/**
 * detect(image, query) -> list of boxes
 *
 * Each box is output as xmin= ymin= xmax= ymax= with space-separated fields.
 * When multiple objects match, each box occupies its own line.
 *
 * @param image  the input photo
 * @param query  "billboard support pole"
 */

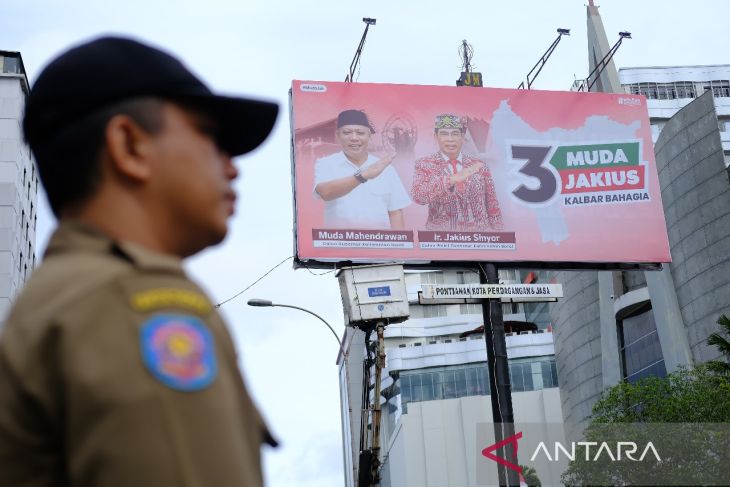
xmin=370 ymin=322 xmax=386 ymax=484
xmin=480 ymin=262 xmax=520 ymax=487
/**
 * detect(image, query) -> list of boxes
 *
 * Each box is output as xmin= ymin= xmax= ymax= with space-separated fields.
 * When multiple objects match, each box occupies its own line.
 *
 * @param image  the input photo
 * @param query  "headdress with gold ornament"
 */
xmin=434 ymin=114 xmax=466 ymax=133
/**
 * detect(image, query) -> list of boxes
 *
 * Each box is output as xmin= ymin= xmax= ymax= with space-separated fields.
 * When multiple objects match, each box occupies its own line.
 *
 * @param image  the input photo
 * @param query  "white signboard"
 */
xmin=421 ymin=283 xmax=563 ymax=300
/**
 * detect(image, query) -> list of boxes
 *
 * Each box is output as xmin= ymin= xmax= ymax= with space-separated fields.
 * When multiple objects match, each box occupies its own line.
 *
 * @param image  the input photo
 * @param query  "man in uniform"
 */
xmin=313 ymin=109 xmax=410 ymax=229
xmin=0 ymin=37 xmax=278 ymax=486
xmin=411 ymin=114 xmax=503 ymax=231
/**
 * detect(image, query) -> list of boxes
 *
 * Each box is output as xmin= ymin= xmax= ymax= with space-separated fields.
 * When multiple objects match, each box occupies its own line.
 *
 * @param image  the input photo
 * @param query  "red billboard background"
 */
xmin=290 ymin=80 xmax=671 ymax=268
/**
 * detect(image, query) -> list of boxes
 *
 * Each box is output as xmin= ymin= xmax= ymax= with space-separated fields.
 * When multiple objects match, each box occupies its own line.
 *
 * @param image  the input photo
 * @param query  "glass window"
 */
xmin=439 ymin=370 xmax=456 ymax=398
xmin=510 ymin=363 xmax=525 ymax=392
xmin=618 ymin=305 xmax=667 ymax=384
xmin=551 ymin=360 xmax=558 ymax=387
xmin=2 ymin=55 xmax=20 ymax=74
xmin=676 ymin=81 xmax=696 ymax=99
xmin=541 ymin=361 xmax=553 ymax=388
xmin=421 ymin=272 xmax=444 ymax=285
xmin=408 ymin=374 xmax=421 ymax=402
xmin=410 ymin=305 xmax=448 ymax=319
xmin=710 ymin=80 xmax=730 ymax=98
xmin=456 ymin=271 xmax=465 ymax=284
xmin=460 ymin=303 xmax=482 ymax=315
xmin=523 ymin=364 xmax=534 ymax=391
xmin=409 ymin=306 xmax=424 ymax=319
xmin=466 ymin=366 xmax=488 ymax=395
xmin=400 ymin=375 xmax=412 ymax=404
xmin=637 ymin=82 xmax=659 ymax=99
xmin=454 ymin=369 xmax=467 ymax=397
xmin=423 ymin=305 xmax=448 ymax=318
xmin=419 ymin=373 xmax=434 ymax=401
xmin=396 ymin=359 xmax=556 ymax=416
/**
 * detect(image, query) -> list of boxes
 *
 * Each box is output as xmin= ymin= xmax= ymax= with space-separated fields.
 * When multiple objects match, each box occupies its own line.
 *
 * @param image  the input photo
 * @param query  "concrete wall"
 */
xmin=655 ymin=90 xmax=730 ymax=363
xmin=338 ymin=327 xmax=366 ymax=487
xmin=0 ymin=76 xmax=38 ymax=323
xmin=548 ymin=4 xmax=626 ymax=441
xmin=381 ymin=388 xmax=563 ymax=487
xmin=548 ymin=270 xmax=602 ymax=442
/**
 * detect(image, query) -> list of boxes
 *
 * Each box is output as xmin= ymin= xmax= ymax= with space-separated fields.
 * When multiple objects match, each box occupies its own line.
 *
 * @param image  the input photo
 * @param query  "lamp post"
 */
xmin=247 ymin=298 xmax=342 ymax=349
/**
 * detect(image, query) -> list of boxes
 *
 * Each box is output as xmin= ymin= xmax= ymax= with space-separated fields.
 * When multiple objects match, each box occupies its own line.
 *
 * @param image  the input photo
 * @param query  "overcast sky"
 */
xmin=2 ymin=1 xmax=729 ymax=485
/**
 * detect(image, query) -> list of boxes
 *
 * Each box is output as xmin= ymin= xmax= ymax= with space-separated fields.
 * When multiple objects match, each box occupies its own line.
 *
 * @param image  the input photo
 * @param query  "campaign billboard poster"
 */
xmin=290 ymin=80 xmax=671 ymax=269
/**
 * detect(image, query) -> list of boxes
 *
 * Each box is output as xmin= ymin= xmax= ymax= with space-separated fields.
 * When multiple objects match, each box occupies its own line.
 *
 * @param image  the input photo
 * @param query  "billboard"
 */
xmin=290 ymin=80 xmax=671 ymax=269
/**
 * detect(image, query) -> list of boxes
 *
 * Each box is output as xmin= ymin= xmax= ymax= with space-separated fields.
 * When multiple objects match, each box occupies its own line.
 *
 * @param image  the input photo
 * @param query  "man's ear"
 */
xmin=103 ymin=114 xmax=155 ymax=182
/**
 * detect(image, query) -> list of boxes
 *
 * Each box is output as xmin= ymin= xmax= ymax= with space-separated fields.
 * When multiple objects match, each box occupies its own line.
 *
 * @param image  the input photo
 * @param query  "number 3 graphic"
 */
xmin=511 ymin=145 xmax=558 ymax=204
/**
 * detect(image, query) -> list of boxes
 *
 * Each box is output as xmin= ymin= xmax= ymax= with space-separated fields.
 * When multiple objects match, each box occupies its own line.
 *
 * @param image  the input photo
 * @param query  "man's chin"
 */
xmin=181 ymin=225 xmax=228 ymax=258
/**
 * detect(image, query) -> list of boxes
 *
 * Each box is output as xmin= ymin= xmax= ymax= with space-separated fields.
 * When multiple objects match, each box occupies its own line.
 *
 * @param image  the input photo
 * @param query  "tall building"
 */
xmin=620 ymin=64 xmax=730 ymax=155
xmin=550 ymin=4 xmax=730 ymax=442
xmin=338 ymin=270 xmax=564 ymax=487
xmin=0 ymin=51 xmax=38 ymax=324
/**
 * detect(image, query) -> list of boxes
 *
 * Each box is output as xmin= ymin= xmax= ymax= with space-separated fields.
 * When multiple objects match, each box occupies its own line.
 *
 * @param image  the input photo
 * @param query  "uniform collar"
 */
xmin=45 ymin=221 xmax=184 ymax=273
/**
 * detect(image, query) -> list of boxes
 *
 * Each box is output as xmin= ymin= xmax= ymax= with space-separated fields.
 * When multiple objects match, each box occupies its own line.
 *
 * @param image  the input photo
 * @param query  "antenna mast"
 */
xmin=458 ymin=39 xmax=474 ymax=73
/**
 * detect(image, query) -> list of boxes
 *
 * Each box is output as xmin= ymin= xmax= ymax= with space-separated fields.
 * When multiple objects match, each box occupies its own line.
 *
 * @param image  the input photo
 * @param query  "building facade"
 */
xmin=338 ymin=270 xmax=564 ymax=487
xmin=551 ymin=3 xmax=730 ymax=442
xmin=0 ymin=51 xmax=38 ymax=324
xmin=620 ymin=64 xmax=730 ymax=157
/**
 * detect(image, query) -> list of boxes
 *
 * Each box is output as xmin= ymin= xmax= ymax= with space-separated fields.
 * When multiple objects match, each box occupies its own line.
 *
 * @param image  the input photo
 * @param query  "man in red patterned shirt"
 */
xmin=411 ymin=114 xmax=503 ymax=231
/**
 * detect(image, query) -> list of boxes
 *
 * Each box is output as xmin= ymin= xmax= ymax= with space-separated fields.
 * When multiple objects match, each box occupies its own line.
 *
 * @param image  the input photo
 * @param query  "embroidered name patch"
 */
xmin=140 ymin=314 xmax=217 ymax=391
xmin=131 ymin=289 xmax=212 ymax=315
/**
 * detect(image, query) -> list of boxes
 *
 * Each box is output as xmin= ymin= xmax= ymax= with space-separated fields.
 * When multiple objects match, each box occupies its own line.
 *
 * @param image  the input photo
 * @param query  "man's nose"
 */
xmin=223 ymin=154 xmax=238 ymax=180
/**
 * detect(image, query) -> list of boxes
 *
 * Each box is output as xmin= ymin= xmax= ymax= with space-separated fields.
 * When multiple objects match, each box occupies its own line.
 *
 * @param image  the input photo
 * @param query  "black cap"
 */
xmin=23 ymin=36 xmax=278 ymax=156
xmin=337 ymin=109 xmax=375 ymax=133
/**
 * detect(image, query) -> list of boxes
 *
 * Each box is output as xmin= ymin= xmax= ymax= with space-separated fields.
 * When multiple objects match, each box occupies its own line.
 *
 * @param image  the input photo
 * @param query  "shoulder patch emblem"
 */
xmin=131 ymin=288 xmax=212 ymax=315
xmin=140 ymin=314 xmax=217 ymax=391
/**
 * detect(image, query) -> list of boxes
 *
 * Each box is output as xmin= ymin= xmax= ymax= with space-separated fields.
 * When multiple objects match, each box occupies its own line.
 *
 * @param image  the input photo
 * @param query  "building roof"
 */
xmin=0 ymin=49 xmax=30 ymax=94
xmin=620 ymin=64 xmax=730 ymax=71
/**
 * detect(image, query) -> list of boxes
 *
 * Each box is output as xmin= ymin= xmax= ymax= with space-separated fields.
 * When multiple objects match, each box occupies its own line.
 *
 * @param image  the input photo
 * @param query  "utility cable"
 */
xmin=215 ymin=255 xmax=293 ymax=308
xmin=302 ymin=261 xmax=336 ymax=276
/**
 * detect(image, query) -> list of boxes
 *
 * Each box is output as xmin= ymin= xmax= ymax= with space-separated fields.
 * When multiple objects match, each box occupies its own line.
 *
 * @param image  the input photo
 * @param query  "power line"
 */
xmin=215 ymin=255 xmax=293 ymax=308
xmin=215 ymin=256 xmax=338 ymax=308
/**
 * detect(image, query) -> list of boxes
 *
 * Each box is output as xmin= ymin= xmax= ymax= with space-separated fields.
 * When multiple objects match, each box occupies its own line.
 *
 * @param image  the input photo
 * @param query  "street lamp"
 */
xmin=247 ymin=298 xmax=342 ymax=348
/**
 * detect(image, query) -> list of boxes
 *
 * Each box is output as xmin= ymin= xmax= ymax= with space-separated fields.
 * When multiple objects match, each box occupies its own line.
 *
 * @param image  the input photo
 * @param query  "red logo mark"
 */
xmin=481 ymin=431 xmax=525 ymax=483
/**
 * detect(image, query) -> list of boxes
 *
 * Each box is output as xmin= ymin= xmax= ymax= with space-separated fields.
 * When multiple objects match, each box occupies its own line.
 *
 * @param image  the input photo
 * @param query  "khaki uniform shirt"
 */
xmin=0 ymin=222 xmax=273 ymax=487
